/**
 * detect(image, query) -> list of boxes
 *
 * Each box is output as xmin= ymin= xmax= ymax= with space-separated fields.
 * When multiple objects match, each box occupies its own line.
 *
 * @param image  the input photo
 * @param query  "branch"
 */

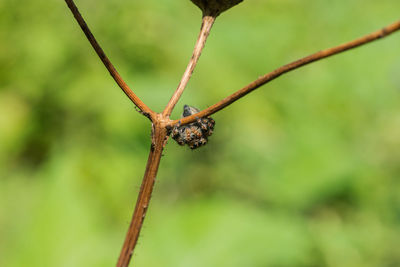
xmin=162 ymin=15 xmax=215 ymax=117
xmin=117 ymin=122 xmax=168 ymax=267
xmin=171 ymin=20 xmax=400 ymax=126
xmin=64 ymin=0 xmax=154 ymax=119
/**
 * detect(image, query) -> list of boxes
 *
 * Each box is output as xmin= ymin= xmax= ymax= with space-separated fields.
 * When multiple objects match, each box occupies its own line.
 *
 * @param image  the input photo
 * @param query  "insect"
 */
xmin=171 ymin=105 xmax=215 ymax=149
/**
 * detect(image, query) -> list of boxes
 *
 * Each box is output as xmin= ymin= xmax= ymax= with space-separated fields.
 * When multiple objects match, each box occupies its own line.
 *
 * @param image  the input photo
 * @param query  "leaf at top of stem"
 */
xmin=190 ymin=0 xmax=243 ymax=17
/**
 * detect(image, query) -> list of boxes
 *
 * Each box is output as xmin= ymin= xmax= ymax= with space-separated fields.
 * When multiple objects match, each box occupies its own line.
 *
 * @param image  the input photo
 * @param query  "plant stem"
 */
xmin=65 ymin=0 xmax=154 ymax=118
xmin=116 ymin=121 xmax=168 ymax=267
xmin=163 ymin=15 xmax=216 ymax=117
xmin=172 ymin=20 xmax=400 ymax=126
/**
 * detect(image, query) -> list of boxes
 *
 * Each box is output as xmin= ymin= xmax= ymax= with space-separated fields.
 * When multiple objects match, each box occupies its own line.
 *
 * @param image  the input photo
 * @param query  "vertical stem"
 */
xmin=116 ymin=123 xmax=168 ymax=267
xmin=163 ymin=15 xmax=216 ymax=117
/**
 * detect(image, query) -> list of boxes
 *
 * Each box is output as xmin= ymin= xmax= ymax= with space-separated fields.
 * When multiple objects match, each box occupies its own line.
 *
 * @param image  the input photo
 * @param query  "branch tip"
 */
xmin=172 ymin=20 xmax=400 ymax=126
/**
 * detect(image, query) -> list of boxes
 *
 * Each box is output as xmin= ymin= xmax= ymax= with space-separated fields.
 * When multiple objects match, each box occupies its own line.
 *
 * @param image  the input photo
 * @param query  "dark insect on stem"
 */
xmin=171 ymin=105 xmax=215 ymax=149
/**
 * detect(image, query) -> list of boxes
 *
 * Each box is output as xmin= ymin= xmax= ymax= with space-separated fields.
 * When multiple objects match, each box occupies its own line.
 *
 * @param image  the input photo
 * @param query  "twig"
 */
xmin=171 ymin=20 xmax=400 ymax=126
xmin=64 ymin=0 xmax=154 ymax=119
xmin=163 ymin=15 xmax=215 ymax=117
xmin=64 ymin=2 xmax=400 ymax=265
xmin=117 ymin=14 xmax=215 ymax=266
xmin=117 ymin=119 xmax=169 ymax=267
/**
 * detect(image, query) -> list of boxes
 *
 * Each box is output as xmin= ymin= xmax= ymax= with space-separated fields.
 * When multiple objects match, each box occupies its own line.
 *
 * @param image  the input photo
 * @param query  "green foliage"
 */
xmin=1 ymin=0 xmax=400 ymax=266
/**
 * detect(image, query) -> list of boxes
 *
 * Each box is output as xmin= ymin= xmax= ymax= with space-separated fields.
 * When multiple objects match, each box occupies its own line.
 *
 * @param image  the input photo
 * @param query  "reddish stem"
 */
xmin=163 ymin=15 xmax=215 ymax=117
xmin=65 ymin=0 xmax=154 ymax=118
xmin=116 ymin=120 xmax=168 ymax=267
xmin=172 ymin=20 xmax=400 ymax=126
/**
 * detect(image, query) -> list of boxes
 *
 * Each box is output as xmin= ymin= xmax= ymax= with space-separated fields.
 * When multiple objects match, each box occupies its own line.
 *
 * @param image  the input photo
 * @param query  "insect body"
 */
xmin=171 ymin=105 xmax=215 ymax=149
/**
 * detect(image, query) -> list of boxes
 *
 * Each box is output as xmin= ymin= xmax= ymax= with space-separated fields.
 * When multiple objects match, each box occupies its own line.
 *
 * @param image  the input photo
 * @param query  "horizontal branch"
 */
xmin=65 ymin=0 xmax=154 ymax=119
xmin=172 ymin=20 xmax=400 ymax=126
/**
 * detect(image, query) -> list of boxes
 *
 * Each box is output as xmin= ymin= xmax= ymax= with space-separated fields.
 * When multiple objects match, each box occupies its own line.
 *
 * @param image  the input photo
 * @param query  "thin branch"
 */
xmin=163 ymin=15 xmax=216 ymax=117
xmin=171 ymin=20 xmax=400 ymax=126
xmin=117 ymin=121 xmax=168 ymax=267
xmin=65 ymin=0 xmax=155 ymax=119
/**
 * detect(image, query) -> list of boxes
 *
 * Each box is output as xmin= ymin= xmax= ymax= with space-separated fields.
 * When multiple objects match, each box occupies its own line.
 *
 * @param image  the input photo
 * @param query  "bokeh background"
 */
xmin=1 ymin=0 xmax=400 ymax=266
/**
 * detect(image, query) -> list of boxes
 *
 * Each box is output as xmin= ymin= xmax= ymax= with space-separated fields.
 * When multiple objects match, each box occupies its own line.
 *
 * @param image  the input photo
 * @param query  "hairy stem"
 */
xmin=65 ymin=0 xmax=154 ymax=118
xmin=116 ymin=121 xmax=168 ymax=267
xmin=172 ymin=20 xmax=400 ymax=126
xmin=163 ymin=15 xmax=216 ymax=117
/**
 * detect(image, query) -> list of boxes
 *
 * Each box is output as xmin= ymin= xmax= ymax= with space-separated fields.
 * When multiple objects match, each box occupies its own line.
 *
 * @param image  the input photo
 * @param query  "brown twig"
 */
xmin=117 ymin=117 xmax=169 ymax=267
xmin=116 ymin=14 xmax=216 ymax=266
xmin=172 ymin=20 xmax=400 ymax=126
xmin=64 ymin=1 xmax=400 ymax=265
xmin=64 ymin=0 xmax=154 ymax=119
xmin=163 ymin=15 xmax=216 ymax=117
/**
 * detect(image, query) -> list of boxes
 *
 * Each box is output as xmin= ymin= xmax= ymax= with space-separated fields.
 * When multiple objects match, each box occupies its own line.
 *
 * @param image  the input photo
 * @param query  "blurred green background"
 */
xmin=1 ymin=0 xmax=400 ymax=266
